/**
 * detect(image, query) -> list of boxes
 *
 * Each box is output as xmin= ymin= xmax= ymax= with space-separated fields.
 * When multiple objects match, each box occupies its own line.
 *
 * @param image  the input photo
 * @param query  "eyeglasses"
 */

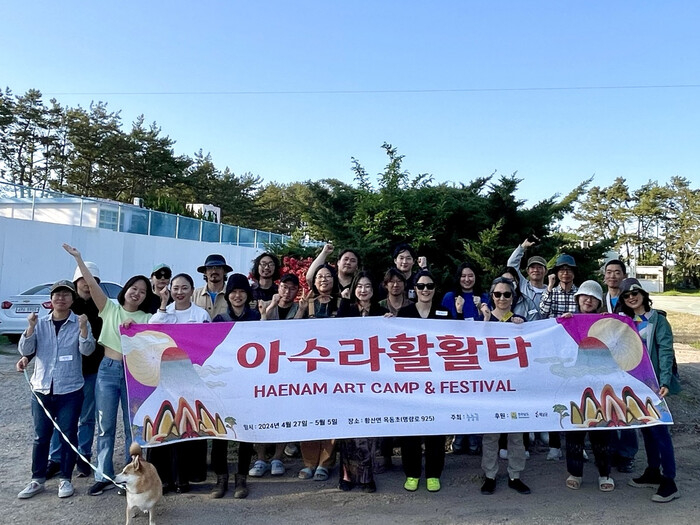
xmin=415 ymin=282 xmax=435 ymax=290
xmin=622 ymin=291 xmax=641 ymax=300
xmin=557 ymin=267 xmax=573 ymax=274
xmin=316 ymin=275 xmax=332 ymax=281
xmin=492 ymin=291 xmax=512 ymax=299
xmin=259 ymin=261 xmax=275 ymax=268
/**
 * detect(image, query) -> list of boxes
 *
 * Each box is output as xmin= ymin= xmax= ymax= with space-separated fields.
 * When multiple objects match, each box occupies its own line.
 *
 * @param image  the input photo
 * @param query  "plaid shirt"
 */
xmin=539 ymin=284 xmax=578 ymax=318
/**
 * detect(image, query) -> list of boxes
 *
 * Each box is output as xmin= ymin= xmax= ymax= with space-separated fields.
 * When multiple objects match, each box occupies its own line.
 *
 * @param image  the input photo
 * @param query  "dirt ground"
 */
xmin=1 ymin=341 xmax=699 ymax=525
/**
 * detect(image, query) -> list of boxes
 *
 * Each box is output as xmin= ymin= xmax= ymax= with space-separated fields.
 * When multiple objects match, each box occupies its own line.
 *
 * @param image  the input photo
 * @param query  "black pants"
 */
xmin=400 ymin=435 xmax=445 ymax=479
xmin=211 ymin=440 xmax=254 ymax=477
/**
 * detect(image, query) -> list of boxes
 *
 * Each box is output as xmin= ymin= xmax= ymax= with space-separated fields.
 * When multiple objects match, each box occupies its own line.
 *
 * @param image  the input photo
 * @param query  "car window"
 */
xmin=100 ymin=282 xmax=123 ymax=299
xmin=22 ymin=284 xmax=52 ymax=295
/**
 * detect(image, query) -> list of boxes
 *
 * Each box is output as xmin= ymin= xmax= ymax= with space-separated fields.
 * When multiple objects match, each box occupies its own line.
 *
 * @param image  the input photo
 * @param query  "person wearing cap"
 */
xmin=148 ymin=263 xmax=172 ymax=314
xmin=616 ymin=278 xmax=680 ymax=503
xmin=208 ymin=274 xmax=261 ymax=499
xmin=560 ymin=280 xmax=615 ymax=492
xmin=194 ymin=254 xmax=233 ymax=320
xmin=539 ymin=254 xmax=579 ymax=460
xmin=16 ymin=280 xmax=95 ymax=500
xmin=506 ymin=237 xmax=548 ymax=308
xmin=539 ymin=254 xmax=579 ymax=319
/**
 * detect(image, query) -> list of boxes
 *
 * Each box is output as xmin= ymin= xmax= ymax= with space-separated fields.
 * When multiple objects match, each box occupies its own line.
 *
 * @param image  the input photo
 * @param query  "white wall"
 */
xmin=0 ymin=216 xmax=262 ymax=298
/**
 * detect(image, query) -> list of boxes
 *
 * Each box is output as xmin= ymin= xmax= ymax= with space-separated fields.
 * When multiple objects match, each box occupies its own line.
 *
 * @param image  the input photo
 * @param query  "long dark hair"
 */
xmin=615 ymin=291 xmax=653 ymax=317
xmin=453 ymin=262 xmax=482 ymax=295
xmin=117 ymin=275 xmax=155 ymax=313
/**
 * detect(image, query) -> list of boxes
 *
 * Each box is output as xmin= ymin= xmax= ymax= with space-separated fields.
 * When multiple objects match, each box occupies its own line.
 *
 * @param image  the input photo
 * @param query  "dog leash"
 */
xmin=22 ymin=369 xmax=126 ymax=489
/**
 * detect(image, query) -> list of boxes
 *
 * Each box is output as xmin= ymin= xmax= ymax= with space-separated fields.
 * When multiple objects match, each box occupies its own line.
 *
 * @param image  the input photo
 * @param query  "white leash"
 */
xmin=23 ymin=369 xmax=125 ymax=488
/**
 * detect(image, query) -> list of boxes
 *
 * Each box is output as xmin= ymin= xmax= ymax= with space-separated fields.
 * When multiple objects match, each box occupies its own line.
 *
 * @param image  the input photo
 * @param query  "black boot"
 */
xmin=210 ymin=475 xmax=229 ymax=499
xmin=233 ymin=474 xmax=249 ymax=499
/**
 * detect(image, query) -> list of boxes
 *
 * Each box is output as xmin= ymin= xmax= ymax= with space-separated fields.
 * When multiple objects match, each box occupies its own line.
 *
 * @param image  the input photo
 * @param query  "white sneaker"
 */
xmin=58 ymin=479 xmax=75 ymax=498
xmin=499 ymin=449 xmax=508 ymax=459
xmin=284 ymin=443 xmax=299 ymax=457
xmin=525 ymin=450 xmax=530 ymax=460
xmin=547 ymin=448 xmax=563 ymax=461
xmin=18 ymin=480 xmax=45 ymax=499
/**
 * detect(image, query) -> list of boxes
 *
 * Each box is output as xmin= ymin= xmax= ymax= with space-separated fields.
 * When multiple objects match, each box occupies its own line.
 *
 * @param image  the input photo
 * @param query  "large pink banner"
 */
xmin=120 ymin=314 xmax=672 ymax=447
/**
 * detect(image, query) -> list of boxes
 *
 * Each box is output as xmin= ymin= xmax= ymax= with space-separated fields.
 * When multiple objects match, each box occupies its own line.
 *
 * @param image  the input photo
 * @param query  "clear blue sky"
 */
xmin=3 ymin=1 xmax=699 ymax=212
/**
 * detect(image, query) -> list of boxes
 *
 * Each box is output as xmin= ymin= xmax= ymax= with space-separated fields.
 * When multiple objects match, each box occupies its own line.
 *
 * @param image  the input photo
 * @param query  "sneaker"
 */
xmin=58 ymin=480 xmax=75 ymax=498
xmin=508 ymin=478 xmax=531 ymax=494
xmin=18 ymin=480 xmax=45 ymax=499
xmin=88 ymin=480 xmax=115 ymax=496
xmin=481 ymin=477 xmax=496 ymax=495
xmin=426 ymin=478 xmax=441 ymax=492
xmin=404 ymin=477 xmax=419 ymax=491
xmin=248 ymin=460 xmax=270 ymax=477
xmin=628 ymin=467 xmax=662 ymax=489
xmin=499 ymin=449 xmax=508 ymax=459
xmin=525 ymin=450 xmax=530 ymax=460
xmin=546 ymin=448 xmax=562 ymax=461
xmin=284 ymin=443 xmax=300 ymax=457
xmin=582 ymin=450 xmax=589 ymax=461
xmin=45 ymin=461 xmax=61 ymax=480
xmin=651 ymin=478 xmax=680 ymax=503
xmin=271 ymin=459 xmax=285 ymax=476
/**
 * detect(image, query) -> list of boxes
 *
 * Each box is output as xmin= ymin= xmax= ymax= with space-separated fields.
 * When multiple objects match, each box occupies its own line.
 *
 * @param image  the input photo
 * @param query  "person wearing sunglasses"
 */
xmin=148 ymin=263 xmax=173 ymax=314
xmin=396 ymin=271 xmax=450 ymax=493
xmin=479 ymin=277 xmax=531 ymax=496
xmin=616 ymin=278 xmax=680 ymax=503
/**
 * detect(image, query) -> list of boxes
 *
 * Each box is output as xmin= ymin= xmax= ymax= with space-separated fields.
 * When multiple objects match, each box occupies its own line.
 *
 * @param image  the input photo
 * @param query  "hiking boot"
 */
xmin=210 ymin=475 xmax=229 ymax=499
xmin=233 ymin=474 xmax=248 ymax=499
xmin=652 ymin=477 xmax=680 ymax=503
xmin=628 ymin=467 xmax=662 ymax=488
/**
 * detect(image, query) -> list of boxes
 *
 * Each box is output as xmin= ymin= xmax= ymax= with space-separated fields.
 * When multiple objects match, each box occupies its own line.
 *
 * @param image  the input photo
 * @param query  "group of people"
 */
xmin=15 ymin=239 xmax=680 ymax=504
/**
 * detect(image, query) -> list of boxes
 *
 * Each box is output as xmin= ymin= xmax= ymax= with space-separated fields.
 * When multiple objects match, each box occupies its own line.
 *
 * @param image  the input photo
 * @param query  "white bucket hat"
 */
xmin=72 ymin=261 xmax=101 ymax=283
xmin=574 ymin=280 xmax=603 ymax=303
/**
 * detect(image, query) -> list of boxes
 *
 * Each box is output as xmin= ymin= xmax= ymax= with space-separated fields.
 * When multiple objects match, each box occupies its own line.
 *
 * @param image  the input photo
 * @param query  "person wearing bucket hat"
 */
xmin=539 ymin=253 xmax=579 ymax=461
xmin=539 ymin=254 xmax=578 ymax=319
xmin=616 ymin=278 xmax=680 ymax=502
xmin=17 ymin=280 xmax=95 ymax=500
xmin=560 ymin=280 xmax=615 ymax=492
xmin=194 ymin=254 xmax=233 ymax=320
xmin=506 ymin=236 xmax=548 ymax=308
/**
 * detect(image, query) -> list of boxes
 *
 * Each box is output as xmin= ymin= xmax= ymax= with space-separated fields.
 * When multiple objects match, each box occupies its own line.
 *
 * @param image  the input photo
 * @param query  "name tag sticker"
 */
xmin=436 ymin=311 xmax=448 ymax=317
xmin=58 ymin=355 xmax=73 ymax=362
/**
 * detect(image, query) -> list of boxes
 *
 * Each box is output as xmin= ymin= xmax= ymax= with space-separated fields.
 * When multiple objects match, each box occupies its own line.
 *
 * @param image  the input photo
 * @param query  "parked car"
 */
xmin=0 ymin=281 xmax=122 ymax=343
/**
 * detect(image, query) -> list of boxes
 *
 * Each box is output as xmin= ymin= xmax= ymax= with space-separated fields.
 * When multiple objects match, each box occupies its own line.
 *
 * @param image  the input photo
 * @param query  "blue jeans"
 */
xmin=49 ymin=372 xmax=97 ymax=462
xmin=640 ymin=425 xmax=676 ymax=479
xmin=31 ymin=389 xmax=83 ymax=481
xmin=94 ymin=358 xmax=132 ymax=481
xmin=610 ymin=428 xmax=639 ymax=460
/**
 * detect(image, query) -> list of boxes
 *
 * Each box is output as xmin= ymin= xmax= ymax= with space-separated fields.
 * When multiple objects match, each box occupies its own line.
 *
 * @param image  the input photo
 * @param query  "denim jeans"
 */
xmin=31 ymin=388 xmax=83 ymax=481
xmin=49 ymin=372 xmax=97 ymax=462
xmin=640 ymin=425 xmax=676 ymax=479
xmin=610 ymin=428 xmax=639 ymax=460
xmin=94 ymin=358 xmax=132 ymax=481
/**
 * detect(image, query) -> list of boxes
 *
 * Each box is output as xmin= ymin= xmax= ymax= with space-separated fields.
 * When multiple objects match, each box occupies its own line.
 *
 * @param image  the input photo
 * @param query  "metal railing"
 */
xmin=0 ymin=182 xmax=290 ymax=248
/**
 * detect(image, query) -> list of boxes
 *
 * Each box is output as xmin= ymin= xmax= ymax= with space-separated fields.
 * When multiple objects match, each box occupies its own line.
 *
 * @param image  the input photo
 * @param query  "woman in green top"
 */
xmin=62 ymin=244 xmax=154 ymax=496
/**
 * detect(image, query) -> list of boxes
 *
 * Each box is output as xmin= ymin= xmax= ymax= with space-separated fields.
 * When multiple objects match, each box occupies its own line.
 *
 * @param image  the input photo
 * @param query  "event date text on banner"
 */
xmin=120 ymin=315 xmax=672 ymax=447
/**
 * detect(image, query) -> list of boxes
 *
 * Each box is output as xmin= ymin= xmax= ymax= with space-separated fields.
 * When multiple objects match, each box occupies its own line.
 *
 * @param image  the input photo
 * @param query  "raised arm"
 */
xmin=305 ymin=243 xmax=333 ymax=284
xmin=62 ymin=243 xmax=108 ymax=312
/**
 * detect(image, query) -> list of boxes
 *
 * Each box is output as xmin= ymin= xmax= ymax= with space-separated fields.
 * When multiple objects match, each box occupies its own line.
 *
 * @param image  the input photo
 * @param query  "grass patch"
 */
xmin=666 ymin=311 xmax=700 ymax=345
xmin=658 ymin=289 xmax=700 ymax=296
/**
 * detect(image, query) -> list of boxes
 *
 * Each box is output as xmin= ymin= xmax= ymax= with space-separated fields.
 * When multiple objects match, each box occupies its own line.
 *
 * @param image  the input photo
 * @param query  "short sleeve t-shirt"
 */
xmin=98 ymin=300 xmax=151 ymax=353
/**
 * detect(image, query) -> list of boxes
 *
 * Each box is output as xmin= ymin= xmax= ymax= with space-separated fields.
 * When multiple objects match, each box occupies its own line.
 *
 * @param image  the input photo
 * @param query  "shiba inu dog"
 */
xmin=115 ymin=442 xmax=162 ymax=525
